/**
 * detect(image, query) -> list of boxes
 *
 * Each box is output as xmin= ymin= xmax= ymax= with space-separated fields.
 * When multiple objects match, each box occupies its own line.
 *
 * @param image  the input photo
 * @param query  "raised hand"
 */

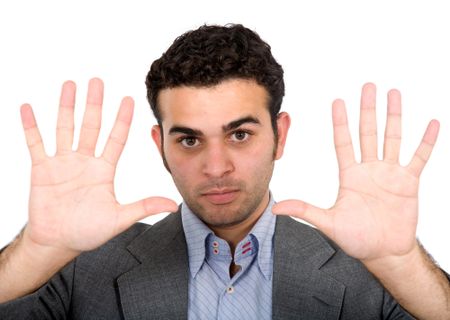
xmin=21 ymin=78 xmax=178 ymax=253
xmin=273 ymin=83 xmax=440 ymax=262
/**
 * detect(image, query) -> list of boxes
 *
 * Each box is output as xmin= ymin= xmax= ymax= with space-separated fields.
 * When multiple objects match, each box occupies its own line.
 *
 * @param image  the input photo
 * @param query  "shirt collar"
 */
xmin=181 ymin=195 xmax=277 ymax=280
xmin=250 ymin=196 xmax=276 ymax=280
xmin=181 ymin=204 xmax=212 ymax=279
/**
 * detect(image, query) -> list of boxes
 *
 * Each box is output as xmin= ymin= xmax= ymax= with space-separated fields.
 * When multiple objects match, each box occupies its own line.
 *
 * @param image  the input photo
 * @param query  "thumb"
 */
xmin=117 ymin=197 xmax=179 ymax=231
xmin=272 ymin=199 xmax=332 ymax=234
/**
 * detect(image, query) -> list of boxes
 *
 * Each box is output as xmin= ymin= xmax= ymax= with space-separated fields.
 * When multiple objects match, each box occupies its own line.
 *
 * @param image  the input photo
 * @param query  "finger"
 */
xmin=332 ymin=99 xmax=356 ymax=171
xmin=116 ymin=197 xmax=179 ymax=232
xmin=56 ymin=81 xmax=76 ymax=154
xmin=20 ymin=104 xmax=47 ymax=164
xmin=272 ymin=200 xmax=333 ymax=235
xmin=101 ymin=97 xmax=134 ymax=166
xmin=383 ymin=89 xmax=402 ymax=163
xmin=77 ymin=78 xmax=104 ymax=156
xmin=406 ymin=120 xmax=440 ymax=177
xmin=360 ymin=83 xmax=378 ymax=162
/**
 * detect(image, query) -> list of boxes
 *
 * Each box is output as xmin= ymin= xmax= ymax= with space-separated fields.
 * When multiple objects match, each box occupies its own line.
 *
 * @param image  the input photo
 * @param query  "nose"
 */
xmin=201 ymin=142 xmax=234 ymax=178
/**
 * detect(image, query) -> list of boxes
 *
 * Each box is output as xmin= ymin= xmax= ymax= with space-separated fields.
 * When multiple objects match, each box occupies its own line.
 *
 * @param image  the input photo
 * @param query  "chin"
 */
xmin=199 ymin=208 xmax=252 ymax=229
xmin=203 ymin=216 xmax=248 ymax=229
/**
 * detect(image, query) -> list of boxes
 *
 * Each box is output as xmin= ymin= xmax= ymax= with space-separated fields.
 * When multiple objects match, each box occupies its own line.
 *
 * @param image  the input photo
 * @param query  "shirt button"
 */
xmin=213 ymin=248 xmax=219 ymax=255
xmin=212 ymin=241 xmax=219 ymax=248
xmin=227 ymin=286 xmax=234 ymax=294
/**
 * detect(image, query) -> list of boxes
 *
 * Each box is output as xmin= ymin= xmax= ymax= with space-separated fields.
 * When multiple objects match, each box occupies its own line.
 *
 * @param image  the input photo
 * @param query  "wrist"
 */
xmin=361 ymin=241 xmax=450 ymax=319
xmin=0 ymin=228 xmax=80 ymax=303
xmin=361 ymin=241 xmax=422 ymax=279
xmin=21 ymin=227 xmax=80 ymax=270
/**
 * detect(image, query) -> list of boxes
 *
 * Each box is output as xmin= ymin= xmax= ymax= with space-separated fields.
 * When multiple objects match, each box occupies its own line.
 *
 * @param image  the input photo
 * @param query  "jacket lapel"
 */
xmin=116 ymin=211 xmax=346 ymax=319
xmin=117 ymin=213 xmax=189 ymax=320
xmin=272 ymin=216 xmax=345 ymax=320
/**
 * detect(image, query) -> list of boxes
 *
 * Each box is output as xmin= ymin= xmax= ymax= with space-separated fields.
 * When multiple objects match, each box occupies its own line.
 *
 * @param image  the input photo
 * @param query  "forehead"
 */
xmin=158 ymin=79 xmax=270 ymax=129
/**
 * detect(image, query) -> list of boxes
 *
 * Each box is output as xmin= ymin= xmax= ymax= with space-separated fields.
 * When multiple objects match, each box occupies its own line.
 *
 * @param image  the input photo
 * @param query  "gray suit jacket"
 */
xmin=0 ymin=213 xmax=415 ymax=319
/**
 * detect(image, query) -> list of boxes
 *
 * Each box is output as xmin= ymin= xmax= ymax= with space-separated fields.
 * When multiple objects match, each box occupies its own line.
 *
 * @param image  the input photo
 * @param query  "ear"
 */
xmin=151 ymin=125 xmax=163 ymax=156
xmin=274 ymin=112 xmax=291 ymax=160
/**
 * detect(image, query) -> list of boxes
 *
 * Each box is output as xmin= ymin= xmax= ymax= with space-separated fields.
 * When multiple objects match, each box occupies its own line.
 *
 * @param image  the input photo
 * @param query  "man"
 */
xmin=0 ymin=24 xmax=448 ymax=319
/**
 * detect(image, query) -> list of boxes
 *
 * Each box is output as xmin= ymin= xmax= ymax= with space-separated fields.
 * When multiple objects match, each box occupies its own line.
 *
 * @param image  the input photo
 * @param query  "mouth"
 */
xmin=201 ymin=189 xmax=240 ymax=205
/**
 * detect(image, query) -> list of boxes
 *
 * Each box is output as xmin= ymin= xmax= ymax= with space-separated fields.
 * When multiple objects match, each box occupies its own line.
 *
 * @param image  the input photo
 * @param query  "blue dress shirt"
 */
xmin=181 ymin=197 xmax=276 ymax=320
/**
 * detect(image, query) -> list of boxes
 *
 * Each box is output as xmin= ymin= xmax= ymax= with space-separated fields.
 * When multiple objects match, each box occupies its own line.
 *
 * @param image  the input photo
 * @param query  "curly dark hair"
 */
xmin=145 ymin=24 xmax=285 ymax=136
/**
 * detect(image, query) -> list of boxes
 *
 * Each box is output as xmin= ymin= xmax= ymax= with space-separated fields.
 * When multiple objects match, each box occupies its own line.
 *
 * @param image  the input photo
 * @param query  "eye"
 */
xmin=230 ymin=130 xmax=250 ymax=142
xmin=179 ymin=136 xmax=200 ymax=148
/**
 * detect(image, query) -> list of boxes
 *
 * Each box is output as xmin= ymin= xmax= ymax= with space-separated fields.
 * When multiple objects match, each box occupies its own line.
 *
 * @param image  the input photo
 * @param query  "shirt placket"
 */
xmin=216 ymin=236 xmax=258 ymax=320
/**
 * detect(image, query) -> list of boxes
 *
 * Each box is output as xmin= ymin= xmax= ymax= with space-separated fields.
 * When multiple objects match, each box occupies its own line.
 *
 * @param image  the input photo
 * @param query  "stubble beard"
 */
xmin=182 ymin=170 xmax=273 ymax=228
xmin=160 ymin=128 xmax=278 ymax=228
xmin=162 ymin=150 xmax=275 ymax=229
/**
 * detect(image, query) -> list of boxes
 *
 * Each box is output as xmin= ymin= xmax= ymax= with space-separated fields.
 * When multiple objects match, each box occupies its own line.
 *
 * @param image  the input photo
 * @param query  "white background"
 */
xmin=0 ymin=1 xmax=449 ymax=271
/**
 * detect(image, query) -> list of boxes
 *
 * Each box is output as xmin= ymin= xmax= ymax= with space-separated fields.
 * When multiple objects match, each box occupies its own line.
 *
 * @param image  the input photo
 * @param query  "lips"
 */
xmin=201 ymin=189 xmax=240 ymax=205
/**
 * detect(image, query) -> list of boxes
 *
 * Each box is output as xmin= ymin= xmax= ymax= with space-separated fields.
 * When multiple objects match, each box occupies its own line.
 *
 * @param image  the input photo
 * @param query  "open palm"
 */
xmin=21 ymin=79 xmax=177 ymax=253
xmin=273 ymin=83 xmax=439 ymax=262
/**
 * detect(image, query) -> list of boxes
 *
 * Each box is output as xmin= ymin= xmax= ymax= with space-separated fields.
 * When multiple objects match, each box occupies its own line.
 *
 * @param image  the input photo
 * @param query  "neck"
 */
xmin=209 ymin=191 xmax=270 ymax=255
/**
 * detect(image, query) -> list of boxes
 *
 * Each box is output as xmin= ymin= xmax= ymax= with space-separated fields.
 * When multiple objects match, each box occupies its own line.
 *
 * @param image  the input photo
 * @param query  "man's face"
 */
xmin=152 ymin=79 xmax=290 ymax=229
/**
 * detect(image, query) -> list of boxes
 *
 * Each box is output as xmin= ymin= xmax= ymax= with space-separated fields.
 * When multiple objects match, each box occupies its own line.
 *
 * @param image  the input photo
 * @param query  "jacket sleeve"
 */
xmin=382 ymin=289 xmax=416 ymax=320
xmin=0 ymin=260 xmax=75 ymax=320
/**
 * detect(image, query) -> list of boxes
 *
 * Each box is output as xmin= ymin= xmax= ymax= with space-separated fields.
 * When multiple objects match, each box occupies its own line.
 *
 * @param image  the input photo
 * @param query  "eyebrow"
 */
xmin=222 ymin=116 xmax=260 ymax=131
xmin=168 ymin=116 xmax=261 ymax=136
xmin=168 ymin=126 xmax=203 ymax=136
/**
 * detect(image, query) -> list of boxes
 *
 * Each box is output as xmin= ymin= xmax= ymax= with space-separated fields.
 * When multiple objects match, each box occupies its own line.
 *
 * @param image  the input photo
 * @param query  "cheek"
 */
xmin=234 ymin=140 xmax=275 ymax=173
xmin=163 ymin=146 xmax=201 ymax=181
